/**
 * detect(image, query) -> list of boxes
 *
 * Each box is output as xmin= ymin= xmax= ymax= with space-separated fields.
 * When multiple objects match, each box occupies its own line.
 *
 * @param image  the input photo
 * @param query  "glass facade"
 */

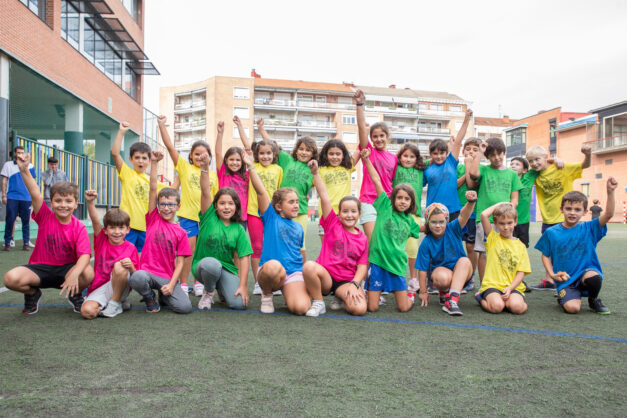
xmin=506 ymin=127 xmax=526 ymax=146
xmin=20 ymin=0 xmax=46 ymax=22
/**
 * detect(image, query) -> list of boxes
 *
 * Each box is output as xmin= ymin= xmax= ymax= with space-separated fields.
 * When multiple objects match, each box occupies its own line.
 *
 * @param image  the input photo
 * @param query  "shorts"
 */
xmin=325 ymin=278 xmax=353 ymax=296
xmin=541 ymin=223 xmax=558 ymax=234
xmin=406 ymin=215 xmax=423 ymax=258
xmin=179 ymin=217 xmax=199 ymax=238
xmin=474 ymin=222 xmax=497 ymax=253
xmin=513 ymin=223 xmax=530 ymax=248
xmin=477 ymin=287 xmax=524 ymax=302
xmin=366 ymin=264 xmax=407 ymax=292
xmin=462 ymin=216 xmax=477 ymax=244
xmin=85 ymin=276 xmax=131 ymax=308
xmin=358 ymin=202 xmax=377 ymax=225
xmin=284 ymin=271 xmax=304 ymax=285
xmin=126 ymin=228 xmax=146 ymax=252
xmin=556 ymin=276 xmax=591 ymax=306
xmin=24 ymin=263 xmax=76 ymax=289
xmin=293 ymin=214 xmax=308 ymax=251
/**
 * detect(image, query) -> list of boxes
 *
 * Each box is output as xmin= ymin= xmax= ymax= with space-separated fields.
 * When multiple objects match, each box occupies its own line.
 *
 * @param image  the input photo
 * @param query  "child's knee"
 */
xmin=173 ymin=302 xmax=193 ymax=314
xmin=487 ymin=298 xmax=505 ymax=313
xmin=302 ymin=261 xmax=317 ymax=277
xmin=3 ymin=270 xmax=20 ymax=288
xmin=80 ymin=303 xmax=99 ymax=319
xmin=112 ymin=262 xmax=129 ymax=277
xmin=562 ymin=301 xmax=580 ymax=314
xmin=347 ymin=302 xmax=367 ymax=316
xmin=509 ymin=302 xmax=528 ymax=315
xmin=288 ymin=299 xmax=310 ymax=316
xmin=260 ymin=260 xmax=284 ymax=278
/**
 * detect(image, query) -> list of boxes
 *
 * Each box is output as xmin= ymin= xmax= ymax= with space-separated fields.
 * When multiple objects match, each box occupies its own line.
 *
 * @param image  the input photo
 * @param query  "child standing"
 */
xmin=361 ymin=149 xmax=420 ymax=313
xmin=129 ymin=151 xmax=193 ymax=314
xmin=81 ymin=190 xmax=138 ymax=319
xmin=509 ymin=157 xmax=537 ymax=248
xmin=302 ymin=160 xmax=368 ymax=317
xmin=535 ymin=177 xmax=617 ymax=314
xmin=3 ymin=154 xmax=93 ymax=314
xmin=157 ymin=115 xmax=218 ymax=296
xmin=192 ymin=153 xmax=253 ymax=311
xmin=476 ymin=203 xmax=531 ymax=314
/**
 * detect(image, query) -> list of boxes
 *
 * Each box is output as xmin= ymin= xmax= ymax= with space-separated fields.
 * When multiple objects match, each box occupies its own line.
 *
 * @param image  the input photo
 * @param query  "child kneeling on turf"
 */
xmin=3 ymin=153 xmax=93 ymax=314
xmin=129 ymin=151 xmax=192 ymax=314
xmin=416 ymin=192 xmax=476 ymax=316
xmin=476 ymin=203 xmax=530 ymax=314
xmin=534 ymin=177 xmax=617 ymax=314
xmin=81 ymin=190 xmax=138 ymax=319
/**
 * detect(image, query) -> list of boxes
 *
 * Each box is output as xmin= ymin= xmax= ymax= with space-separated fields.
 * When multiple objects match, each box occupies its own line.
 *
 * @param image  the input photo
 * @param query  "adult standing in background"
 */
xmin=589 ymin=199 xmax=603 ymax=219
xmin=42 ymin=156 xmax=68 ymax=206
xmin=1 ymin=146 xmax=36 ymax=251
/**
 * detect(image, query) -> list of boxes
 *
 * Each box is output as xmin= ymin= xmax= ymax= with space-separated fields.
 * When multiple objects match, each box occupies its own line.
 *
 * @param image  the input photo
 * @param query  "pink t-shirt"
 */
xmin=359 ymin=142 xmax=398 ymax=204
xmin=316 ymin=210 xmax=369 ymax=282
xmin=29 ymin=203 xmax=91 ymax=265
xmin=139 ymin=208 xmax=192 ymax=279
xmin=87 ymin=230 xmax=139 ymax=295
xmin=218 ymin=164 xmax=249 ymax=221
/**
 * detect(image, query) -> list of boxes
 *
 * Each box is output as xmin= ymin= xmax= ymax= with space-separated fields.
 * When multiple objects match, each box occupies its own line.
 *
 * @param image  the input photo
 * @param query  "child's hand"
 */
xmin=419 ymin=292 xmax=429 ymax=307
xmin=15 ymin=153 xmax=30 ymax=172
xmin=581 ymin=143 xmax=591 ymax=155
xmin=607 ymin=176 xmax=618 ymax=192
xmin=60 ymin=271 xmax=80 ymax=298
xmin=241 ymin=150 xmax=254 ymax=168
xmin=308 ymin=160 xmax=319 ymax=174
xmin=119 ymin=121 xmax=130 ymax=133
xmin=233 ymin=115 xmax=241 ymax=126
xmin=552 ymin=271 xmax=570 ymax=282
xmin=479 ymin=142 xmax=487 ymax=155
xmin=354 ymin=89 xmax=365 ymax=105
xmin=157 ymin=115 xmax=167 ymax=126
xmin=151 ymin=150 xmax=164 ymax=162
xmin=553 ymin=157 xmax=565 ymax=169
xmin=119 ymin=258 xmax=134 ymax=270
xmin=197 ymin=153 xmax=210 ymax=170
xmin=235 ymin=285 xmax=249 ymax=307
xmin=344 ymin=284 xmax=364 ymax=306
xmin=465 ymin=190 xmax=477 ymax=202
xmin=217 ymin=121 xmax=224 ymax=134
xmin=161 ymin=283 xmax=174 ymax=296
xmin=84 ymin=190 xmax=98 ymax=202
xmin=465 ymin=108 xmax=473 ymax=118
xmin=501 ymin=287 xmax=512 ymax=300
xmin=256 ymin=118 xmax=264 ymax=129
xmin=360 ymin=148 xmax=371 ymax=160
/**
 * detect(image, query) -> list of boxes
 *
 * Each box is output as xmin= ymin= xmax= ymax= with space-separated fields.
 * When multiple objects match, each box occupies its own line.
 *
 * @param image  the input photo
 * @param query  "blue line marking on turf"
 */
xmin=1 ymin=303 xmax=625 ymax=343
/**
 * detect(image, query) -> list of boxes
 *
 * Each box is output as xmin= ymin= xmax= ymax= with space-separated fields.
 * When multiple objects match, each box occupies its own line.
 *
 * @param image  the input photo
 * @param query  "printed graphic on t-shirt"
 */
xmin=556 ymin=237 xmax=585 ymax=265
xmin=284 ymin=168 xmax=310 ymax=186
xmin=135 ymin=183 xmax=148 ymax=202
xmin=383 ymin=218 xmax=409 ymax=242
xmin=372 ymin=158 xmax=396 ymax=182
xmin=537 ymin=177 xmax=563 ymax=195
xmin=429 ymin=170 xmax=452 ymax=187
xmin=396 ymin=169 xmax=419 ymax=183
xmin=279 ymin=224 xmax=301 ymax=246
xmin=189 ymin=173 xmax=200 ymax=190
xmin=202 ymin=233 xmax=229 ymax=260
xmin=485 ymin=177 xmax=513 ymax=194
xmin=95 ymin=253 xmax=118 ymax=277
xmin=323 ymin=170 xmax=349 ymax=186
xmin=497 ymin=248 xmax=518 ymax=273
xmin=153 ymin=231 xmax=175 ymax=255
xmin=259 ymin=172 xmax=278 ymax=189
xmin=224 ymin=176 xmax=247 ymax=195
xmin=46 ymin=234 xmax=73 ymax=259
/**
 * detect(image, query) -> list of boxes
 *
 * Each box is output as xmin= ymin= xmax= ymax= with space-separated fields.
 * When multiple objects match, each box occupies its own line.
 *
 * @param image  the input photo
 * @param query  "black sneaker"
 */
xmin=442 ymin=299 xmax=463 ymax=316
xmin=23 ymin=288 xmax=43 ymax=315
xmin=67 ymin=292 xmax=84 ymax=313
xmin=142 ymin=292 xmax=160 ymax=313
xmin=531 ymin=280 xmax=556 ymax=290
xmin=588 ymin=298 xmax=610 ymax=315
xmin=523 ymin=281 xmax=532 ymax=292
xmin=439 ymin=293 xmax=447 ymax=305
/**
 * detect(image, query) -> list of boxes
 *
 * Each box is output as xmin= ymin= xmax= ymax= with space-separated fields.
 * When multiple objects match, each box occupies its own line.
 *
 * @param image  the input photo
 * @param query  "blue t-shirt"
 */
xmin=0 ymin=161 xmax=36 ymax=201
xmin=259 ymin=205 xmax=303 ymax=275
xmin=534 ymin=218 xmax=607 ymax=290
xmin=423 ymin=153 xmax=460 ymax=212
xmin=415 ymin=219 xmax=466 ymax=272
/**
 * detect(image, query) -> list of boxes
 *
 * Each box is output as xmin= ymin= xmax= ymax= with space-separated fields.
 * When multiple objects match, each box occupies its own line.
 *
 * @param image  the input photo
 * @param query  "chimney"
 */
xmin=389 ymin=84 xmax=396 ymax=89
xmin=251 ymin=68 xmax=261 ymax=78
xmin=343 ymin=81 xmax=355 ymax=88
xmin=503 ymin=115 xmax=510 ymax=123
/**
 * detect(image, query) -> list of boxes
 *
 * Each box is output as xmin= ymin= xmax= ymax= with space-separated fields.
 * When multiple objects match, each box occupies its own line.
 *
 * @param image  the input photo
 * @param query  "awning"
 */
xmin=66 ymin=0 xmax=113 ymax=15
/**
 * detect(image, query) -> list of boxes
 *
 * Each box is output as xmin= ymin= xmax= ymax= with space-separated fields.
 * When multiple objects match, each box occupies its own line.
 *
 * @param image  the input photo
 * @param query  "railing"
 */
xmin=254 ymin=98 xmax=297 ymax=107
xmin=389 ymin=126 xmax=418 ymax=133
xmin=298 ymin=120 xmax=336 ymax=129
xmin=586 ymin=133 xmax=627 ymax=153
xmin=366 ymin=105 xmax=417 ymax=114
xmin=418 ymin=127 xmax=450 ymax=134
xmin=262 ymin=119 xmax=298 ymax=127
xmin=418 ymin=109 xmax=465 ymax=118
xmin=174 ymin=101 xmax=206 ymax=111
xmin=296 ymin=101 xmax=355 ymax=110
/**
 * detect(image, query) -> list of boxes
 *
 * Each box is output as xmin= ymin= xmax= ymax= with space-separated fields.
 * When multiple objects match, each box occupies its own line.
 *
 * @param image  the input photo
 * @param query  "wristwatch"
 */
xmin=351 ymin=281 xmax=360 ymax=289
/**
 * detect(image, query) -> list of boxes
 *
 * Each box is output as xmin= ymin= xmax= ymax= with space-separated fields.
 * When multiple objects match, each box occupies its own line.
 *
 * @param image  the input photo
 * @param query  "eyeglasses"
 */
xmin=428 ymin=220 xmax=446 ymax=226
xmin=158 ymin=203 xmax=178 ymax=210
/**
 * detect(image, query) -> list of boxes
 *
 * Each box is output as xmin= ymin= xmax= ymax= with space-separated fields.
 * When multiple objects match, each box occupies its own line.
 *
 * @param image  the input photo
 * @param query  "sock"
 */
xmin=439 ymin=291 xmax=447 ymax=299
xmin=583 ymin=275 xmax=602 ymax=300
xmin=449 ymin=290 xmax=461 ymax=303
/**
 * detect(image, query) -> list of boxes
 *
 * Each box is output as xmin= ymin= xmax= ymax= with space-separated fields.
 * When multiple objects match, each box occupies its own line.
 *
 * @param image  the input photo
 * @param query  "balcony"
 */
xmin=588 ymin=133 xmax=627 ymax=154
xmin=174 ymin=119 xmax=206 ymax=132
xmin=366 ymin=104 xmax=418 ymax=117
xmin=298 ymin=120 xmax=336 ymax=132
xmin=253 ymin=98 xmax=297 ymax=110
xmin=174 ymin=100 xmax=206 ymax=114
xmin=418 ymin=127 xmax=450 ymax=135
xmin=418 ymin=109 xmax=465 ymax=119
xmin=296 ymin=101 xmax=355 ymax=112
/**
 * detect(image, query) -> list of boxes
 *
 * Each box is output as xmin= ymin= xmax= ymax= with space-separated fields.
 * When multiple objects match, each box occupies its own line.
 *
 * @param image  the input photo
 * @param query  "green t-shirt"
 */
xmin=476 ymin=165 xmax=523 ymax=223
xmin=192 ymin=206 xmax=253 ymax=277
xmin=516 ymin=170 xmax=539 ymax=224
xmin=456 ymin=164 xmax=478 ymax=214
xmin=369 ymin=192 xmax=421 ymax=276
xmin=278 ymin=151 xmax=313 ymax=215
xmin=392 ymin=166 xmax=424 ymax=217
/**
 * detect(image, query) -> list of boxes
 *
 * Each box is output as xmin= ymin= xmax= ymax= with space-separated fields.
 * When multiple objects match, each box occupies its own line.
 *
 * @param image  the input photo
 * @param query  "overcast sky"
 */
xmin=143 ymin=0 xmax=627 ymax=119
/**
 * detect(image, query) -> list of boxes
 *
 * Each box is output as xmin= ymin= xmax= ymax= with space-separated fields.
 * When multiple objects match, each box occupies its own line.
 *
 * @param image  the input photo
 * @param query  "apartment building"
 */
xmin=474 ymin=116 xmax=517 ymax=141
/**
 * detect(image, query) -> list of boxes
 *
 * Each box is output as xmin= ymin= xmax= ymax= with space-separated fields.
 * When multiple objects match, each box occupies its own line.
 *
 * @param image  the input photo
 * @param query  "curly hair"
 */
xmin=318 ymin=139 xmax=352 ymax=169
xmin=223 ymin=146 xmax=248 ymax=180
xmin=252 ymin=140 xmax=279 ymax=164
xmin=291 ymin=136 xmax=318 ymax=162
xmin=390 ymin=184 xmax=416 ymax=215
xmin=213 ymin=187 xmax=243 ymax=223
xmin=189 ymin=141 xmax=212 ymax=165
xmin=397 ymin=143 xmax=427 ymax=170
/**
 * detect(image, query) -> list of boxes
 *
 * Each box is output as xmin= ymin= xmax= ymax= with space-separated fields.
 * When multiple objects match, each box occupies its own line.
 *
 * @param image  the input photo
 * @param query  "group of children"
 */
xmin=3 ymin=90 xmax=617 ymax=319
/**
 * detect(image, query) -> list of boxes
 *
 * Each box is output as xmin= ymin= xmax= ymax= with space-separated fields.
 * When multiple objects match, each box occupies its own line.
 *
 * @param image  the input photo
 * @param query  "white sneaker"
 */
xmin=9 ymin=240 xmax=15 ymax=247
xmin=260 ymin=293 xmax=274 ymax=313
xmin=408 ymin=278 xmax=420 ymax=292
xmin=273 ymin=289 xmax=282 ymax=296
xmin=379 ymin=295 xmax=386 ymax=305
xmin=306 ymin=300 xmax=326 ymax=317
xmin=121 ymin=300 xmax=131 ymax=311
xmin=28 ymin=240 xmax=35 ymax=248
xmin=101 ymin=300 xmax=123 ymax=318
xmin=193 ymin=281 xmax=204 ymax=297
xmin=198 ymin=290 xmax=214 ymax=310
xmin=180 ymin=283 xmax=189 ymax=293
xmin=253 ymin=282 xmax=262 ymax=295
xmin=329 ymin=296 xmax=344 ymax=311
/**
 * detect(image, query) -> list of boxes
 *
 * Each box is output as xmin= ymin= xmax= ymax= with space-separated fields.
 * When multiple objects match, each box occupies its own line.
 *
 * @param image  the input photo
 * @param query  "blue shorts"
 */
xmin=179 ymin=217 xmax=199 ymax=238
xmin=366 ymin=264 xmax=407 ymax=292
xmin=557 ymin=275 xmax=597 ymax=306
xmin=461 ymin=215 xmax=476 ymax=244
xmin=126 ymin=228 xmax=146 ymax=252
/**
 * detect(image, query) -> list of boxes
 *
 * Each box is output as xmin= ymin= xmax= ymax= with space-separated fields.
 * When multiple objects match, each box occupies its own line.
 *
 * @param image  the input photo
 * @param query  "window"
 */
xmin=430 ymin=104 xmax=443 ymax=111
xmin=450 ymin=105 xmax=462 ymax=112
xmin=233 ymin=126 xmax=250 ymax=139
xmin=343 ymin=132 xmax=357 ymax=144
xmin=342 ymin=114 xmax=356 ymax=125
xmin=20 ymin=0 xmax=46 ymax=22
xmin=233 ymin=87 xmax=250 ymax=99
xmin=366 ymin=115 xmax=380 ymax=126
xmin=316 ymin=96 xmax=326 ymax=103
xmin=299 ymin=95 xmax=313 ymax=102
xmin=506 ymin=128 xmax=526 ymax=147
xmin=61 ymin=1 xmax=80 ymax=48
xmin=418 ymin=103 xmax=428 ymax=111
xmin=549 ymin=118 xmax=557 ymax=152
xmin=605 ymin=159 xmax=613 ymax=165
xmin=581 ymin=183 xmax=590 ymax=197
xmin=233 ymin=107 xmax=250 ymax=119
xmin=121 ymin=0 xmax=140 ymax=22
xmin=124 ymin=65 xmax=138 ymax=99
xmin=595 ymin=173 xmax=603 ymax=179
xmin=338 ymin=97 xmax=353 ymax=105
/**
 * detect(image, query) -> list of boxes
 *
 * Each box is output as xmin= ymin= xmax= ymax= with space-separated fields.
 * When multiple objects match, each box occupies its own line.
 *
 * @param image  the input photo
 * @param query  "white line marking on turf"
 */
xmin=0 ymin=287 xmax=9 ymax=294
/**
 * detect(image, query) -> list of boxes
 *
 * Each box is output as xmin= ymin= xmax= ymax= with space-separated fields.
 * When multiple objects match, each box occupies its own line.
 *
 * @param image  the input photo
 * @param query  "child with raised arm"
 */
xmin=192 ymin=153 xmax=253 ymax=311
xmin=243 ymin=152 xmax=310 ymax=315
xmin=476 ymin=203 xmax=531 ymax=314
xmin=302 ymin=160 xmax=368 ymax=317
xmin=112 ymin=122 xmax=165 ymax=253
xmin=361 ymin=149 xmax=420 ymax=313
xmin=129 ymin=151 xmax=193 ymax=314
xmin=415 ymin=193 xmax=476 ymax=316
xmin=535 ymin=177 xmax=617 ymax=314
xmin=81 ymin=191 xmax=138 ymax=319
xmin=3 ymin=154 xmax=93 ymax=314
xmin=157 ymin=115 xmax=218 ymax=296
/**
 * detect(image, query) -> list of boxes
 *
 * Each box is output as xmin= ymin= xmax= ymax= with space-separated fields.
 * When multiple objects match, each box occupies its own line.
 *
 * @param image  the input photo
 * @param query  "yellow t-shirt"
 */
xmin=117 ymin=163 xmax=166 ymax=232
xmin=175 ymin=158 xmax=218 ymax=222
xmin=247 ymin=163 xmax=283 ymax=217
xmin=319 ymin=165 xmax=355 ymax=213
xmin=534 ymin=163 xmax=582 ymax=224
xmin=480 ymin=230 xmax=531 ymax=295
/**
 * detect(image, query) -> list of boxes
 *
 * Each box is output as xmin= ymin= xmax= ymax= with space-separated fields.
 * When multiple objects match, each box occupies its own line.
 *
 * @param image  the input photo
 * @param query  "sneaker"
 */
xmin=442 ymin=299 xmax=463 ymax=316
xmin=379 ymin=295 xmax=386 ymax=305
xmin=193 ymin=281 xmax=204 ymax=297
xmin=23 ymin=288 xmax=43 ymax=315
xmin=439 ymin=292 xmax=447 ymax=306
xmin=260 ymin=293 xmax=274 ymax=314
xmin=141 ymin=292 xmax=160 ymax=313
xmin=198 ymin=290 xmax=214 ymax=310
xmin=523 ymin=281 xmax=532 ymax=292
xmin=273 ymin=289 xmax=283 ymax=296
xmin=9 ymin=239 xmax=15 ymax=247
xmin=180 ymin=283 xmax=190 ymax=293
xmin=253 ymin=282 xmax=263 ymax=295
xmin=121 ymin=300 xmax=132 ymax=311
xmin=408 ymin=278 xmax=420 ymax=292
xmin=27 ymin=240 xmax=35 ymax=248
xmin=306 ymin=300 xmax=326 ymax=317
xmin=461 ymin=279 xmax=474 ymax=294
xmin=3 ymin=245 xmax=9 ymax=252
xmin=531 ymin=280 xmax=556 ymax=290
xmin=428 ymin=286 xmax=439 ymax=295
xmin=588 ymin=298 xmax=610 ymax=314
xmin=329 ymin=296 xmax=344 ymax=311
xmin=23 ymin=245 xmax=30 ymax=251
xmin=407 ymin=292 xmax=416 ymax=304
xmin=474 ymin=291 xmax=482 ymax=303
xmin=67 ymin=292 xmax=84 ymax=313
xmin=101 ymin=300 xmax=123 ymax=318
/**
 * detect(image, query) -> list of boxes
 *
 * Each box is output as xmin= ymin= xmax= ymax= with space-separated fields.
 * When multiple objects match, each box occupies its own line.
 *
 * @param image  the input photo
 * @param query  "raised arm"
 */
xmin=198 ymin=154 xmax=213 ymax=214
xmin=148 ymin=150 xmax=164 ymax=213
xmin=598 ymin=177 xmax=617 ymax=227
xmin=243 ymin=150 xmax=270 ymax=214
xmin=234 ymin=116 xmax=252 ymax=152
xmin=215 ymin=121 xmax=225 ymax=170
xmin=450 ymin=109 xmax=472 ymax=159
xmin=354 ymin=90 xmax=369 ymax=149
xmin=157 ymin=115 xmax=179 ymax=165
xmin=112 ymin=122 xmax=130 ymax=172
xmin=351 ymin=149 xmax=361 ymax=167
xmin=84 ymin=190 xmax=102 ymax=236
xmin=309 ymin=160 xmax=332 ymax=219
xmin=16 ymin=154 xmax=43 ymax=214
xmin=255 ymin=118 xmax=273 ymax=142
xmin=581 ymin=143 xmax=591 ymax=169
xmin=361 ymin=148 xmax=384 ymax=197
xmin=458 ymin=190 xmax=477 ymax=228
xmin=467 ymin=143 xmax=484 ymax=180
xmin=480 ymin=202 xmax=504 ymax=237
